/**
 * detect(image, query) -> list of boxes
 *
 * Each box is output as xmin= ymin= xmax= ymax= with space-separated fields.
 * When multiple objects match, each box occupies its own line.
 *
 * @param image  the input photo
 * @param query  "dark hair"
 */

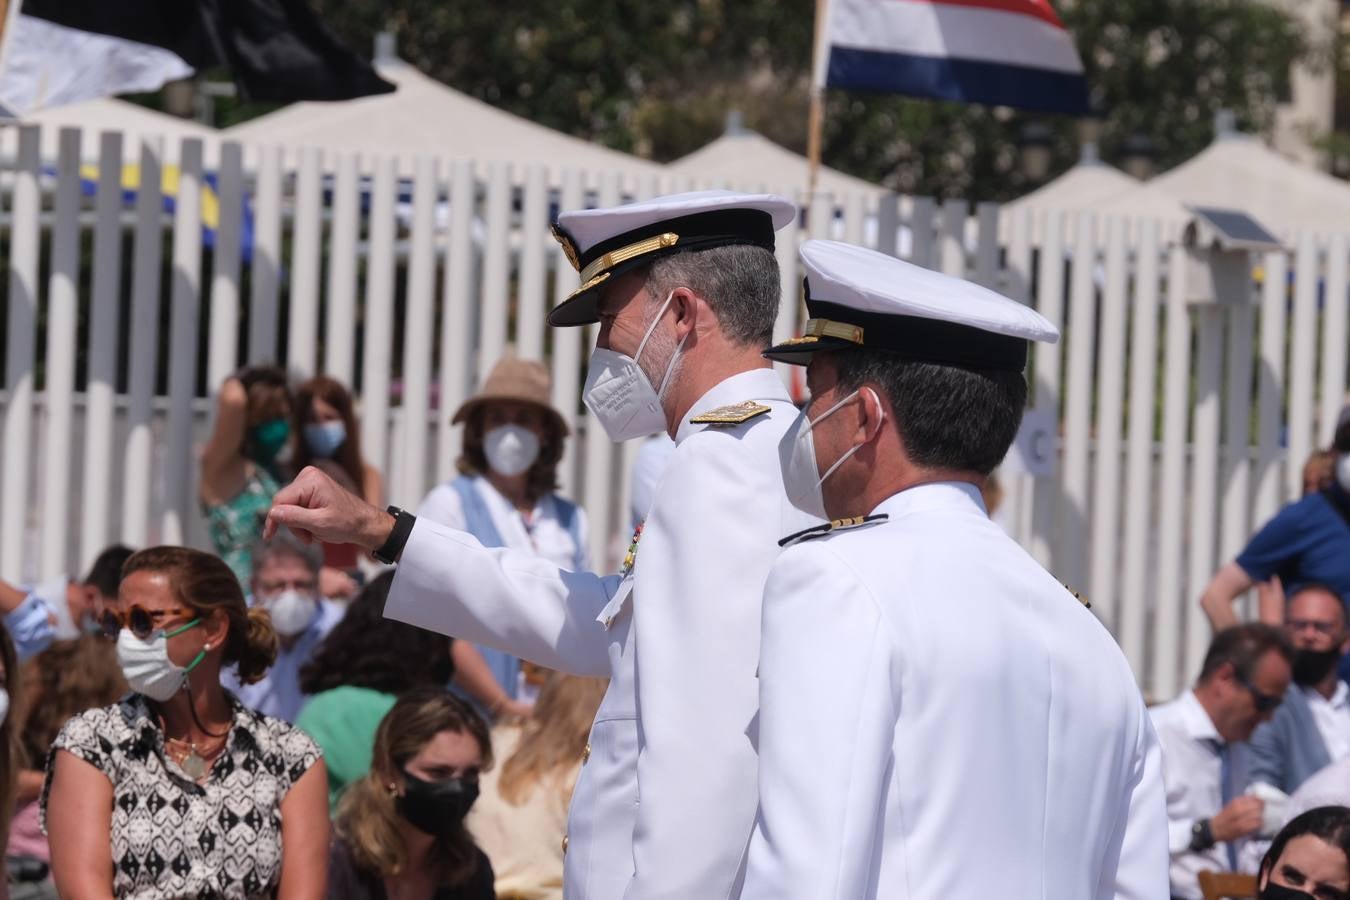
xmin=82 ymin=544 xmax=135 ymax=599
xmin=1260 ymin=806 xmax=1350 ymax=886
xmin=300 ymin=573 xmax=454 ymax=695
xmin=122 ymin=547 xmax=278 ymax=684
xmin=831 ymin=350 xmax=1028 ymax=476
xmin=292 ymin=375 xmax=367 ymax=493
xmin=457 ymin=404 xmax=565 ymax=503
xmin=1198 ymin=623 xmax=1295 ymax=684
xmin=249 ymin=532 xmax=322 ymax=582
xmin=337 ymin=688 xmax=491 ymax=886
xmin=643 ymin=244 xmax=781 ymax=346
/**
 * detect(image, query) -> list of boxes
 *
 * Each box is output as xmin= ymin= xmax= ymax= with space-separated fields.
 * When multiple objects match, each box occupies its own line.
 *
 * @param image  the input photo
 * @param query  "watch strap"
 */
xmin=373 ymin=506 xmax=416 ymax=564
xmin=1189 ymin=817 xmax=1215 ymax=852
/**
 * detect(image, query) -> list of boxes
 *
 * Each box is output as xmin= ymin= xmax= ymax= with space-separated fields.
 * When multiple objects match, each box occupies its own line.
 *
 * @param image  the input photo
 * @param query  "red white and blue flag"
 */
xmin=815 ymin=0 xmax=1089 ymax=115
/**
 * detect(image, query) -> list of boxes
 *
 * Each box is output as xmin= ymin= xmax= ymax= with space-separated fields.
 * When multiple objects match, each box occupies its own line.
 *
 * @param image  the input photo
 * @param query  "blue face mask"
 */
xmin=303 ymin=421 xmax=347 ymax=459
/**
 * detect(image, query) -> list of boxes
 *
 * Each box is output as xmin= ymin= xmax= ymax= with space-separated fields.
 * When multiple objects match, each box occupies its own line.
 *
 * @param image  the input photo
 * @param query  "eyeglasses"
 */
xmin=1237 ymin=672 xmax=1284 ymax=713
xmin=100 ymin=605 xmax=195 ymax=641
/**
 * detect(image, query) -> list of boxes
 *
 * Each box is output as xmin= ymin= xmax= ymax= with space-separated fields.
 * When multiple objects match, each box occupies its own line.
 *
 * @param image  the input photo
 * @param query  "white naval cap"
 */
xmin=764 ymin=239 xmax=1059 ymax=370
xmin=548 ymin=190 xmax=797 ymax=327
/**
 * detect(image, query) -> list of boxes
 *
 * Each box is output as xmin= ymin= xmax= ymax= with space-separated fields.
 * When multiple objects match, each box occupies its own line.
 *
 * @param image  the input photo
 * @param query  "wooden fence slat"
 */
xmin=477 ymin=162 xmax=513 ymax=381
xmin=550 ymin=170 xmax=586 ymax=497
xmin=39 ymin=128 xmax=82 ymax=579
xmin=436 ymin=161 xmax=479 ymax=484
xmin=1321 ymin=234 xmax=1349 ymax=445
xmin=516 ymin=165 xmax=551 ymax=360
xmin=287 ymin=146 xmax=324 ymax=377
xmin=1151 ymin=246 xmax=1194 ymax=700
xmin=1253 ymin=250 xmax=1289 ymax=524
xmin=1060 ymin=213 xmax=1097 ymax=587
xmin=1286 ymin=234 xmax=1320 ymax=497
xmin=1088 ymin=217 xmax=1129 ymax=631
xmin=1028 ymin=210 xmax=1065 ymax=569
xmin=161 ymin=137 xmax=204 ymax=546
xmin=0 ymin=126 xmax=41 ymax=581
xmin=324 ymin=151 xmax=361 ymax=386
xmin=120 ymin=138 xmax=165 ymax=548
xmin=207 ymin=142 xmax=244 ymax=396
xmin=81 ymin=130 xmax=126 ymax=570
xmin=1185 ymin=304 xmax=1224 ymax=678
xmin=580 ymin=173 xmax=622 ymax=568
xmin=939 ymin=198 xmax=966 ymax=277
xmin=909 ymin=197 xmax=936 ymax=269
xmin=399 ymin=156 xmax=439 ymax=506
xmin=360 ymin=156 xmax=398 ymax=488
xmin=1120 ymin=221 xmax=1161 ymax=682
xmin=248 ymin=146 xmax=283 ymax=364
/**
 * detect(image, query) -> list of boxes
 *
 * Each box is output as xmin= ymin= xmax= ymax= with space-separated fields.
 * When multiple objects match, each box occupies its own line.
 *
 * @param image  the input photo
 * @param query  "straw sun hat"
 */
xmin=451 ymin=354 xmax=569 ymax=436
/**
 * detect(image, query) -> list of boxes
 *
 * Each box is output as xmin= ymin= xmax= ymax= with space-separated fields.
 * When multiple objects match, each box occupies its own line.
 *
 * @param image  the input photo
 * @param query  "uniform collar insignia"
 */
xmin=778 ymin=513 xmax=888 ymax=548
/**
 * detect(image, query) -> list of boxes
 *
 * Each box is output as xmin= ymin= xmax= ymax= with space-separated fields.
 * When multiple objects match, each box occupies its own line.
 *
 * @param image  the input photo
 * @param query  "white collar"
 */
xmin=1302 ymin=680 xmax=1350 ymax=709
xmin=870 ymin=481 xmax=987 ymax=520
xmin=674 ymin=368 xmax=792 ymax=445
xmin=1179 ymin=689 xmax=1224 ymax=744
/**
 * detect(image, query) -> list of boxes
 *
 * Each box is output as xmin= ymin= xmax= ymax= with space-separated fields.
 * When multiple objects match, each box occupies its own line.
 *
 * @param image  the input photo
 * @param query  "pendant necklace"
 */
xmin=166 ymin=734 xmax=226 ymax=780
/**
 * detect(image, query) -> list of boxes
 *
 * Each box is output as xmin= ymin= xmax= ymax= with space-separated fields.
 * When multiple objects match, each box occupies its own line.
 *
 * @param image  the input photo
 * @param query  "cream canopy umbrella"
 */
xmin=223 ymin=45 xmax=663 ymax=188
xmin=1146 ymin=118 xmax=1350 ymax=239
xmin=668 ymin=114 xmax=884 ymax=200
xmin=1001 ymin=145 xmax=1148 ymax=241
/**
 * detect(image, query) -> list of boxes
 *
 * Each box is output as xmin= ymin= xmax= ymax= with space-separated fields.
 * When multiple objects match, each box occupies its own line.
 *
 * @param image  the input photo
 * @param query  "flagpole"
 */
xmin=806 ymin=0 xmax=828 ymax=197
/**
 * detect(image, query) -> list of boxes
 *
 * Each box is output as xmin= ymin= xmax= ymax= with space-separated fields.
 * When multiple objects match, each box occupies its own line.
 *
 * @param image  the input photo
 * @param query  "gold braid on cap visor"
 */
xmin=577 ymin=232 xmax=681 ymax=285
xmin=777 ymin=318 xmax=865 ymax=347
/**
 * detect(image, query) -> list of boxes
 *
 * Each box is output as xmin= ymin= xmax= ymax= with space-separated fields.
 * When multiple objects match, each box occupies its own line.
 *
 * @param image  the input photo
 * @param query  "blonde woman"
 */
xmin=468 ymin=673 xmax=607 ymax=900
xmin=330 ymin=689 xmax=495 ymax=900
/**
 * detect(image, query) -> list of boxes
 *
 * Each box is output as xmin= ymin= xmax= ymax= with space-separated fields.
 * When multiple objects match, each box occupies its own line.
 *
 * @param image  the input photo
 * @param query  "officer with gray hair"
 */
xmin=267 ymin=191 xmax=808 ymax=899
xmin=741 ymin=240 xmax=1169 ymax=899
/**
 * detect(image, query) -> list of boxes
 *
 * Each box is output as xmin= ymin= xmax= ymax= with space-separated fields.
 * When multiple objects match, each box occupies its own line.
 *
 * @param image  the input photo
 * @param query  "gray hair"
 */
xmin=250 ymin=531 xmax=322 ymax=581
xmin=643 ymin=244 xmax=781 ymax=346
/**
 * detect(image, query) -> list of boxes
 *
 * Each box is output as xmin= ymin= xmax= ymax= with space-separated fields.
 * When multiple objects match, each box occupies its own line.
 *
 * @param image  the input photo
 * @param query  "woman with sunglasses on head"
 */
xmin=329 ymin=688 xmax=495 ymax=900
xmin=41 ymin=547 xmax=329 ymax=900
xmin=1258 ymin=805 xmax=1350 ymax=899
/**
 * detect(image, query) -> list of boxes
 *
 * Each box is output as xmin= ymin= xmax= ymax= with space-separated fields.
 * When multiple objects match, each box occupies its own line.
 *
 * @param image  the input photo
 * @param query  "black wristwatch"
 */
xmin=373 ymin=506 xmax=416 ymax=564
xmin=1189 ymin=817 xmax=1216 ymax=852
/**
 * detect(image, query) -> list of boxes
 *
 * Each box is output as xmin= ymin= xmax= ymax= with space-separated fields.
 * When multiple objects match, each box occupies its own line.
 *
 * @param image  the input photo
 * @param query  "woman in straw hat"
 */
xmin=417 ymin=353 xmax=589 ymax=721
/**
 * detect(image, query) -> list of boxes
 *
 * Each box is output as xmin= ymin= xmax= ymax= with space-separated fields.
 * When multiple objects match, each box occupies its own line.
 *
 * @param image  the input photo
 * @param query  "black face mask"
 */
xmin=1292 ymin=647 xmax=1342 ymax=687
xmin=395 ymin=771 xmax=479 ymax=835
xmin=1261 ymin=882 xmax=1316 ymax=900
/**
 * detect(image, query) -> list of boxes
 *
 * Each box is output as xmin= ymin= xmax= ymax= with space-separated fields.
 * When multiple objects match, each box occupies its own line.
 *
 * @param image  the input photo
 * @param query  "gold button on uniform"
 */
xmin=562 ymin=834 xmax=569 ymax=855
xmin=583 ymin=742 xmax=591 ymax=763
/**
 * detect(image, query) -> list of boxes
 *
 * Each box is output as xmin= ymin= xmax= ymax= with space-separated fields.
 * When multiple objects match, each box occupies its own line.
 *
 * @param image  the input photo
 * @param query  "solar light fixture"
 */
xmin=1180 ymin=206 xmax=1282 ymax=307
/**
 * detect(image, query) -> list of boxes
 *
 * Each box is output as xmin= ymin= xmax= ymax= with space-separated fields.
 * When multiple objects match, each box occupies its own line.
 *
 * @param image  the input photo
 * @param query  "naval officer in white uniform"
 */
xmin=267 ymin=191 xmax=804 ymax=900
xmin=740 ymin=240 xmax=1170 ymax=899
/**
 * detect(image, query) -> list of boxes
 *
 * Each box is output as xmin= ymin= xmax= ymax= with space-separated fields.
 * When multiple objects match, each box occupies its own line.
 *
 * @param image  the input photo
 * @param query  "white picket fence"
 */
xmin=2 ymin=123 xmax=1348 ymax=701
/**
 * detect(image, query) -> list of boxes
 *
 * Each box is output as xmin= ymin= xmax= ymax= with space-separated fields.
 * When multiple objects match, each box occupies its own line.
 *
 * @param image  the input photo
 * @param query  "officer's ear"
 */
xmin=857 ymin=386 xmax=889 ymax=446
xmin=669 ymin=287 xmax=701 ymax=341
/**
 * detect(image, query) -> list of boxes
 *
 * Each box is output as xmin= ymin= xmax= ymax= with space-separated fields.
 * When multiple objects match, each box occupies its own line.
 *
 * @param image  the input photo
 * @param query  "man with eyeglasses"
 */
xmin=1247 ymin=585 xmax=1350 ymax=797
xmin=1151 ymin=623 xmax=1294 ymax=899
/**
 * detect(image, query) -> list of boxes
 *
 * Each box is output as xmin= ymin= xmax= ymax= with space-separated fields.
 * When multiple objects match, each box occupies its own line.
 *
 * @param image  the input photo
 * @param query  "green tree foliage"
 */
xmin=293 ymin=1 xmax=1305 ymax=200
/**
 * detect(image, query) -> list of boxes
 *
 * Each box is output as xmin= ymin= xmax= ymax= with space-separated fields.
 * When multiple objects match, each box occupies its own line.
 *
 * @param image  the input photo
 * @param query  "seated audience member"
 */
xmin=1153 ymin=623 xmax=1294 ymax=899
xmin=1251 ymin=586 xmax=1350 ymax=795
xmin=0 ymin=544 xmax=134 ymax=663
xmin=292 ymin=375 xmax=383 ymax=591
xmin=469 ymin=673 xmax=606 ymax=900
xmin=42 ymin=547 xmax=329 ymax=899
xmin=296 ymin=573 xmax=455 ymax=810
xmin=1257 ymin=806 xmax=1350 ymax=899
xmin=329 ymin=688 xmax=495 ymax=900
xmin=223 ymin=534 xmax=343 ymax=722
xmin=1201 ymin=418 xmax=1350 ymax=630
xmin=8 ymin=636 xmax=125 ymax=898
xmin=201 ymin=366 xmax=294 ymax=587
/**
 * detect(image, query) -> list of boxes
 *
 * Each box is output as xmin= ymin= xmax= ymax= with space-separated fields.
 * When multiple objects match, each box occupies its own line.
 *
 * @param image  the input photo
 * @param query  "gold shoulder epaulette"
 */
xmin=778 ymin=514 xmax=888 ymax=548
xmin=689 ymin=400 xmax=772 ymax=426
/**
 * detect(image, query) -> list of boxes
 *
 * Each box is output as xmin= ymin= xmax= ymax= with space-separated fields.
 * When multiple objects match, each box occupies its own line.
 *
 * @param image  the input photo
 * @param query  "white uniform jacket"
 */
xmin=742 ymin=482 xmax=1170 ymax=900
xmin=386 ymin=368 xmax=799 ymax=900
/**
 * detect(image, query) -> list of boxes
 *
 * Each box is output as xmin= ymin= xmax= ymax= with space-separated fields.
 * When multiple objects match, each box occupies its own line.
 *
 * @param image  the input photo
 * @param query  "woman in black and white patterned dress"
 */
xmin=41 ymin=546 xmax=330 ymax=899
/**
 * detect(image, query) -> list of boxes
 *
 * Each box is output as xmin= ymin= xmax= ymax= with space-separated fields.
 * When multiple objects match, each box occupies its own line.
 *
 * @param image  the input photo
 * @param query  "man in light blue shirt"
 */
xmin=223 ymin=534 xmax=344 ymax=721
xmin=1 ymin=544 xmax=134 ymax=660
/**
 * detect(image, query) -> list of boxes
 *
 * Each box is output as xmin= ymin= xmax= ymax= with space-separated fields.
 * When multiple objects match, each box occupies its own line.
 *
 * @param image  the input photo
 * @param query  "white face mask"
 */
xmin=780 ymin=389 xmax=872 ymax=519
xmin=263 ymin=589 xmax=319 ymax=638
xmin=484 ymin=424 xmax=541 ymax=477
xmin=583 ymin=291 xmax=689 ymax=442
xmin=117 ymin=621 xmax=203 ymax=702
xmin=1337 ymin=454 xmax=1350 ymax=492
xmin=0 ymin=688 xmax=9 ymax=726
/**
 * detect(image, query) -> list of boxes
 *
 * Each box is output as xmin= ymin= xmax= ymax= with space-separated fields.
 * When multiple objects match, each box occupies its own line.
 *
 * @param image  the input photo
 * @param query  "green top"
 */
xmin=202 ymin=464 xmax=281 ymax=587
xmin=295 ymin=685 xmax=398 ymax=813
